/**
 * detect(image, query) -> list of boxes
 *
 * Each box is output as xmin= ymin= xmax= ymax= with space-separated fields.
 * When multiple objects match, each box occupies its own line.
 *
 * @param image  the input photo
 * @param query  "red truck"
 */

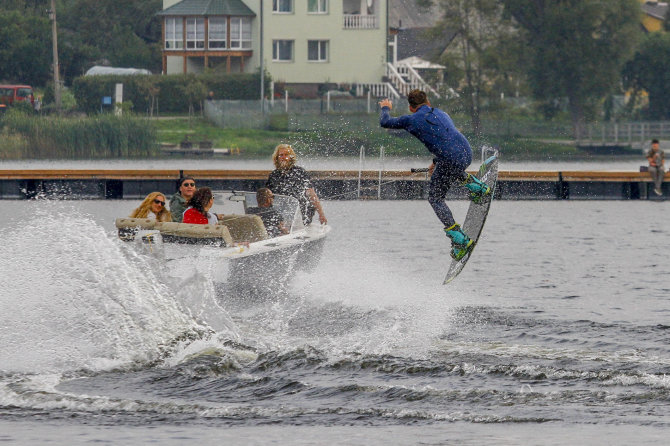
xmin=0 ymin=84 xmax=35 ymax=107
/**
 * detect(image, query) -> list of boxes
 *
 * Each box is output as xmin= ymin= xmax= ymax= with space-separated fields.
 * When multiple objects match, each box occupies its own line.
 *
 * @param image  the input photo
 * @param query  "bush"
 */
xmin=1 ymin=112 xmax=158 ymax=158
xmin=72 ymin=72 xmax=272 ymax=114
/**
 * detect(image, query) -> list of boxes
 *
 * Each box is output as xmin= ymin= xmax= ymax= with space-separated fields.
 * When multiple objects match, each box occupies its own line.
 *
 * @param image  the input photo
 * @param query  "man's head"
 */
xmin=652 ymin=138 xmax=660 ymax=149
xmin=272 ymin=144 xmax=296 ymax=170
xmin=408 ymin=89 xmax=429 ymax=112
xmin=256 ymin=187 xmax=274 ymax=207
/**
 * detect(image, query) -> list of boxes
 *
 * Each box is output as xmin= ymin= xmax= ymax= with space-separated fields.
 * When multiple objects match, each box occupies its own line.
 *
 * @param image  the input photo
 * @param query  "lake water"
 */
xmin=1 ymin=199 xmax=669 ymax=445
xmin=0 ymin=156 xmax=646 ymax=172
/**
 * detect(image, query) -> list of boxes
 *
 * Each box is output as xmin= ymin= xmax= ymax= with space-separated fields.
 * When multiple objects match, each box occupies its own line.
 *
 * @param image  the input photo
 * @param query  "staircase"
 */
xmin=353 ymin=62 xmax=445 ymax=99
xmin=385 ymin=62 xmax=441 ymax=98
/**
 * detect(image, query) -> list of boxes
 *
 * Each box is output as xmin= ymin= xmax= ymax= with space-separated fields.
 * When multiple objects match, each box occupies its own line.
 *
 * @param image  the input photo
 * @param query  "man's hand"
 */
xmin=428 ymin=162 xmax=435 ymax=176
xmin=378 ymin=98 xmax=393 ymax=110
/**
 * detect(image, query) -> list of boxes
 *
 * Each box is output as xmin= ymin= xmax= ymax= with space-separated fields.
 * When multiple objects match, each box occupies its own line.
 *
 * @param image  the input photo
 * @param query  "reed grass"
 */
xmin=0 ymin=111 xmax=158 ymax=159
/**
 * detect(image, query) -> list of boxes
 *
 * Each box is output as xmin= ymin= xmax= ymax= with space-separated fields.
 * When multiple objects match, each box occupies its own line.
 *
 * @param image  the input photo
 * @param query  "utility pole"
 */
xmin=50 ymin=0 xmax=62 ymax=110
xmin=259 ymin=0 xmax=264 ymax=115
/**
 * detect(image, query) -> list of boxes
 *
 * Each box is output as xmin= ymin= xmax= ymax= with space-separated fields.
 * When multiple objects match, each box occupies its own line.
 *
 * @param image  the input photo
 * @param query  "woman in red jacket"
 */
xmin=182 ymin=187 xmax=219 ymax=225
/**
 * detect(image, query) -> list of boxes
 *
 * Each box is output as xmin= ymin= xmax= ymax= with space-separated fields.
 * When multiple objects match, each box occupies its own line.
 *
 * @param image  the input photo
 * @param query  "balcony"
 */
xmin=343 ymin=14 xmax=378 ymax=29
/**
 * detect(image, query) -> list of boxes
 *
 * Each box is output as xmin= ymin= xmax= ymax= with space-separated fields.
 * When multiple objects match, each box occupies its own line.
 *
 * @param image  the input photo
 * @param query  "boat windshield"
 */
xmin=212 ymin=191 xmax=304 ymax=233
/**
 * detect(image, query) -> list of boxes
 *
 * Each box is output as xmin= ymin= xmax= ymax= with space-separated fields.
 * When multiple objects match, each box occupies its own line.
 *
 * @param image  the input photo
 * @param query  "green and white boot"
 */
xmin=444 ymin=223 xmax=473 ymax=260
xmin=463 ymin=173 xmax=491 ymax=204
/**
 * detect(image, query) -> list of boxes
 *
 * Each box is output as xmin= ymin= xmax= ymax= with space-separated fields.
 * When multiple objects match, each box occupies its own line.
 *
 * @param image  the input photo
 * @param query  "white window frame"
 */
xmin=186 ymin=17 xmax=205 ymax=50
xmin=165 ymin=17 xmax=183 ymax=49
xmin=230 ymin=17 xmax=252 ymax=49
xmin=307 ymin=40 xmax=328 ymax=62
xmin=307 ymin=0 xmax=328 ymax=14
xmin=272 ymin=40 xmax=294 ymax=62
xmin=208 ymin=17 xmax=227 ymax=49
xmin=273 ymin=0 xmax=293 ymax=13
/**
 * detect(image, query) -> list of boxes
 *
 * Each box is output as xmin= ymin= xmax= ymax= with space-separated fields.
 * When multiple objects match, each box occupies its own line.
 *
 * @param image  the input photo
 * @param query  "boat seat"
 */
xmin=158 ymin=222 xmax=233 ymax=246
xmin=115 ymin=217 xmax=159 ymax=241
xmin=218 ymin=214 xmax=268 ymax=243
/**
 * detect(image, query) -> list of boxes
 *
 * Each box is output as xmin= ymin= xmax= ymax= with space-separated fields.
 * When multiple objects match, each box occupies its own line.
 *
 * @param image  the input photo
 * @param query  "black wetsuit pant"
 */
xmin=428 ymin=160 xmax=468 ymax=228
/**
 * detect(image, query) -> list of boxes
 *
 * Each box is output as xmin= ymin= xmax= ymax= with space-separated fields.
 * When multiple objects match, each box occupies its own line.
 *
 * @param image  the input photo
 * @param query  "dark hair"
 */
xmin=188 ymin=187 xmax=213 ymax=214
xmin=408 ymin=89 xmax=428 ymax=109
xmin=652 ymin=139 xmax=660 ymax=144
xmin=176 ymin=176 xmax=195 ymax=192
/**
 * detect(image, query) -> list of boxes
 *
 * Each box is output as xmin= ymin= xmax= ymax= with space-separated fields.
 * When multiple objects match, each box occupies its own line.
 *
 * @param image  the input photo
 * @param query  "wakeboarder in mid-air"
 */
xmin=379 ymin=89 xmax=491 ymax=260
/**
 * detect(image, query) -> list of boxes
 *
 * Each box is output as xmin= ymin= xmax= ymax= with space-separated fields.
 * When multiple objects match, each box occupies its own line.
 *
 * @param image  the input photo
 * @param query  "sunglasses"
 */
xmin=182 ymin=182 xmax=195 ymax=187
xmin=153 ymin=199 xmax=165 ymax=206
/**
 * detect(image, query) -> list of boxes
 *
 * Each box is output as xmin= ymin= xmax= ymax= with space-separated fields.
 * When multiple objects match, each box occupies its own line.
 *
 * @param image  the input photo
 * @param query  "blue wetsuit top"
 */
xmin=380 ymin=105 xmax=472 ymax=169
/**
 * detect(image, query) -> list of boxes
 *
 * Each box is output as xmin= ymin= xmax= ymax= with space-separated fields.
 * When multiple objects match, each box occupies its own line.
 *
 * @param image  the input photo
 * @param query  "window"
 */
xmin=273 ymin=0 xmax=292 ymax=13
xmin=186 ymin=18 xmax=205 ymax=49
xmin=230 ymin=17 xmax=252 ymax=49
xmin=308 ymin=0 xmax=327 ymax=13
xmin=208 ymin=17 xmax=227 ymax=49
xmin=308 ymin=40 xmax=328 ymax=62
xmin=272 ymin=40 xmax=294 ymax=61
xmin=165 ymin=17 xmax=183 ymax=49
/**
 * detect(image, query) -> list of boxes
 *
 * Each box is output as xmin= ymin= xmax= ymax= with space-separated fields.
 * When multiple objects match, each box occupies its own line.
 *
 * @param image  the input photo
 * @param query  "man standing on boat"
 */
xmin=379 ymin=89 xmax=491 ymax=260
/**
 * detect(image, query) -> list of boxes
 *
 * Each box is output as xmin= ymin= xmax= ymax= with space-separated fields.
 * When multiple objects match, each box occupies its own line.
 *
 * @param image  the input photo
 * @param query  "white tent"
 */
xmin=397 ymin=56 xmax=446 ymax=70
xmin=85 ymin=66 xmax=151 ymax=76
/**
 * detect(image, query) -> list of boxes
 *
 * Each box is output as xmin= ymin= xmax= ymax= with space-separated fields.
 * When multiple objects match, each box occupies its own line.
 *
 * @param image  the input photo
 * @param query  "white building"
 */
xmin=159 ymin=0 xmax=391 ymax=97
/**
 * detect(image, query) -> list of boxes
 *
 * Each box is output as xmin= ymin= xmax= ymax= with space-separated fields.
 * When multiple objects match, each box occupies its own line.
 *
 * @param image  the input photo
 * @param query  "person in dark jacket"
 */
xmin=379 ymin=89 xmax=490 ymax=260
xmin=246 ymin=187 xmax=289 ymax=237
xmin=266 ymin=144 xmax=327 ymax=225
xmin=169 ymin=177 xmax=196 ymax=222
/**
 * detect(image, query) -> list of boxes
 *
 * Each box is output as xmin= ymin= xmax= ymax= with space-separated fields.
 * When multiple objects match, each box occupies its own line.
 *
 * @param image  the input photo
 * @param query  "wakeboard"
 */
xmin=444 ymin=150 xmax=499 ymax=284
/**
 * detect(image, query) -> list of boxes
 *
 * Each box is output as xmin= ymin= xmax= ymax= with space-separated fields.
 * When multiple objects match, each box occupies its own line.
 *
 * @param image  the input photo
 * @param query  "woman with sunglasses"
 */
xmin=129 ymin=192 xmax=172 ymax=222
xmin=169 ymin=177 xmax=196 ymax=222
xmin=182 ymin=187 xmax=219 ymax=225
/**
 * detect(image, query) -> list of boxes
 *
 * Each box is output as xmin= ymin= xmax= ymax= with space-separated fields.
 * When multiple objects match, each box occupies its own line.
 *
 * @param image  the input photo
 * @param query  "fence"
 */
xmin=578 ymin=122 xmax=670 ymax=148
xmin=204 ymin=98 xmax=380 ymax=130
xmin=204 ymin=100 xmax=670 ymax=147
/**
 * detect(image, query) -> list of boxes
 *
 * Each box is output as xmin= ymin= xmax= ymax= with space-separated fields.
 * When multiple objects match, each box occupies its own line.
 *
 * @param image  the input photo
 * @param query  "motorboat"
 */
xmin=115 ymin=191 xmax=330 ymax=292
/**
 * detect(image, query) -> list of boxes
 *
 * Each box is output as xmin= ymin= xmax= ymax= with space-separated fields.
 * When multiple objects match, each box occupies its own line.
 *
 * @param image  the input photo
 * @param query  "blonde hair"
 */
xmin=272 ymin=144 xmax=297 ymax=169
xmin=129 ymin=192 xmax=172 ymax=222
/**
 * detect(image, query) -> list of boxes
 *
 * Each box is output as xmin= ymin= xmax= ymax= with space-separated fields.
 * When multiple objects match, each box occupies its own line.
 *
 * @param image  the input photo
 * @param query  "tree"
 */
xmin=57 ymin=0 xmax=162 ymax=81
xmin=622 ymin=32 xmax=670 ymax=120
xmin=179 ymin=78 xmax=207 ymax=127
xmin=0 ymin=10 xmax=52 ymax=85
xmin=421 ymin=0 xmax=519 ymax=136
xmin=0 ymin=0 xmax=163 ymax=86
xmin=502 ymin=0 xmax=640 ymax=137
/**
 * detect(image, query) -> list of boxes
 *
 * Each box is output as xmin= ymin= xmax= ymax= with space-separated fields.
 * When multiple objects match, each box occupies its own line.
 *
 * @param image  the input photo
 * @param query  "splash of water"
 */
xmin=0 ymin=204 xmax=232 ymax=375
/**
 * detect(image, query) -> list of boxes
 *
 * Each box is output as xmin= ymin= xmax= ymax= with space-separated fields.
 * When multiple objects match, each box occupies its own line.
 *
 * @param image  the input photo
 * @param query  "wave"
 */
xmin=0 ymin=203 xmax=236 ymax=376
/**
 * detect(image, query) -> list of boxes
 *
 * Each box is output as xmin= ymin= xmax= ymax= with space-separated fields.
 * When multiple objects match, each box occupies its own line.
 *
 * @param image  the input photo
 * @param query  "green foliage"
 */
xmin=502 ymin=0 xmax=641 ymax=133
xmin=0 ymin=0 xmax=163 ymax=86
xmin=72 ymin=73 xmax=271 ymax=114
xmin=58 ymin=0 xmax=163 ymax=81
xmin=42 ymin=85 xmax=78 ymax=110
xmin=622 ymin=32 xmax=670 ymax=119
xmin=0 ymin=9 xmax=52 ymax=85
xmin=0 ymin=111 xmax=157 ymax=158
xmin=426 ymin=0 xmax=522 ymax=135
xmin=269 ymin=113 xmax=289 ymax=131
xmin=11 ymin=101 xmax=36 ymax=115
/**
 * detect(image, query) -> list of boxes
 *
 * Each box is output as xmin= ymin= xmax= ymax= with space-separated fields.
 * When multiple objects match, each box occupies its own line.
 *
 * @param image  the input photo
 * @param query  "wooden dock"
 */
xmin=0 ymin=169 xmax=668 ymax=200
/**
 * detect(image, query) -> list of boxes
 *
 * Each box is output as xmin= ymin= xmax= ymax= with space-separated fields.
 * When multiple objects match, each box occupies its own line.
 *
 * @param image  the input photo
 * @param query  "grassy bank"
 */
xmin=0 ymin=111 xmax=158 ymax=159
xmin=155 ymin=116 xmax=584 ymax=161
xmin=0 ymin=112 xmax=607 ymax=161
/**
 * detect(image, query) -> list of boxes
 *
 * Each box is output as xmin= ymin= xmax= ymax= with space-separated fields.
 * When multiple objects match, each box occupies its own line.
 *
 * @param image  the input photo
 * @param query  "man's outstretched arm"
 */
xmin=379 ymin=98 xmax=409 ymax=129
